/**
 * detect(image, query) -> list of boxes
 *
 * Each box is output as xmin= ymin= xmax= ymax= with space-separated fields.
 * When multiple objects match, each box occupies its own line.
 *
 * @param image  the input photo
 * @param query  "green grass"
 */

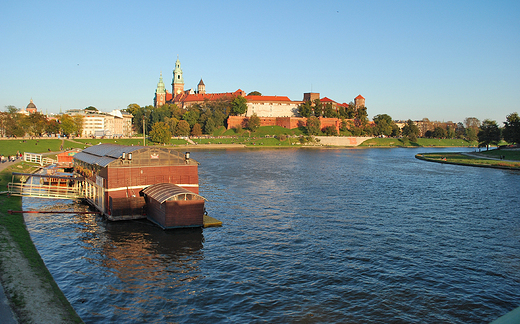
xmin=0 ymin=139 xmax=63 ymax=155
xmin=0 ymin=163 xmax=82 ymax=323
xmin=416 ymin=152 xmax=520 ymax=169
xmin=192 ymin=134 xmax=300 ymax=147
xmin=360 ymin=137 xmax=478 ymax=147
xmin=481 ymin=149 xmax=520 ymax=160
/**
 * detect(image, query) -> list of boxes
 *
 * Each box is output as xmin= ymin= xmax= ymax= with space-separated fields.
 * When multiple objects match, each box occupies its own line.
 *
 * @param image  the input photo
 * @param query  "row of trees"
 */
xmin=0 ymin=106 xmax=84 ymax=137
xmin=477 ymin=113 xmax=520 ymax=149
xmin=296 ymin=100 xmax=372 ymax=136
xmin=392 ymin=113 xmax=520 ymax=148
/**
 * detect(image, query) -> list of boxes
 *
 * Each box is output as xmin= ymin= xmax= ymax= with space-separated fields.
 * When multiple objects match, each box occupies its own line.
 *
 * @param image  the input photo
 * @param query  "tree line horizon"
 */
xmin=2 ymin=92 xmax=519 ymax=148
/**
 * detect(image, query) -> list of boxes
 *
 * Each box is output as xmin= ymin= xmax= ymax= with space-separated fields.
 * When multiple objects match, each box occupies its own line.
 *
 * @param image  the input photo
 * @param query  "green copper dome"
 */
xmin=156 ymin=72 xmax=166 ymax=94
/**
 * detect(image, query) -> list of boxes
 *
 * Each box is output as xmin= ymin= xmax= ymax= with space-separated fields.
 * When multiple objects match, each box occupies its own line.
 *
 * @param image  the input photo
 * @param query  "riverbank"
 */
xmin=415 ymin=150 xmax=520 ymax=170
xmin=0 ymin=136 xmax=485 ymax=151
xmin=0 ymin=161 xmax=83 ymax=323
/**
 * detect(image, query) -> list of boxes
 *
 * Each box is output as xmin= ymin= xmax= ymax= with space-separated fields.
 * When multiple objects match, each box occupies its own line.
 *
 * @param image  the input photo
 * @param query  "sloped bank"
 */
xmin=0 ymin=162 xmax=83 ymax=323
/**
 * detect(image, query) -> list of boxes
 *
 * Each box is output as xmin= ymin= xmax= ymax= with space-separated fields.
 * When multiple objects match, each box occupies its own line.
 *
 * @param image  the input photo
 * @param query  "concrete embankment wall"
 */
xmin=315 ymin=136 xmax=372 ymax=146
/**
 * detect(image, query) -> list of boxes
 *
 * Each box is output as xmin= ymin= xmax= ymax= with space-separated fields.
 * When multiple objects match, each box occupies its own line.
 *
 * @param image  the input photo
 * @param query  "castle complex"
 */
xmin=154 ymin=58 xmax=365 ymax=120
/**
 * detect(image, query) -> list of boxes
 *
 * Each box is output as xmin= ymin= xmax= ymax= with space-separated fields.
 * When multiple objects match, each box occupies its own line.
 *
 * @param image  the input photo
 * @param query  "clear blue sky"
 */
xmin=1 ymin=0 xmax=519 ymax=124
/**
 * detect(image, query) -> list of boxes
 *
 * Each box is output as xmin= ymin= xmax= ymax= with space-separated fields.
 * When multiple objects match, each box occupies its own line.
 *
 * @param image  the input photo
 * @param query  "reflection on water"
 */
xmin=24 ymin=198 xmax=205 ymax=322
xmin=24 ymin=148 xmax=520 ymax=323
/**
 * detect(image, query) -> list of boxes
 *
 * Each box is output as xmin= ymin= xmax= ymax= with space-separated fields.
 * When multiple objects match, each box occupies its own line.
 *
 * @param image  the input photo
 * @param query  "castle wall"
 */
xmin=227 ymin=116 xmax=347 ymax=133
xmin=246 ymin=102 xmax=300 ymax=117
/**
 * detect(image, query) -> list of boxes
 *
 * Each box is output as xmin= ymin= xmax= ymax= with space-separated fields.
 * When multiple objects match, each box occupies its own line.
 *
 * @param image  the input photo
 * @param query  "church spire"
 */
xmin=156 ymin=72 xmax=165 ymax=94
xmin=154 ymin=72 xmax=166 ymax=108
xmin=172 ymin=56 xmax=184 ymax=95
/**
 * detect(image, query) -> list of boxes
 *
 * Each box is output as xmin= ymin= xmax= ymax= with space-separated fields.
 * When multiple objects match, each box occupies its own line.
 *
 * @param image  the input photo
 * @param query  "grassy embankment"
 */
xmin=416 ymin=150 xmax=520 ymax=170
xmin=189 ymin=126 xmax=305 ymax=147
xmin=0 ymin=132 xmax=488 ymax=151
xmin=0 ymin=161 xmax=82 ymax=323
xmin=359 ymin=137 xmax=479 ymax=147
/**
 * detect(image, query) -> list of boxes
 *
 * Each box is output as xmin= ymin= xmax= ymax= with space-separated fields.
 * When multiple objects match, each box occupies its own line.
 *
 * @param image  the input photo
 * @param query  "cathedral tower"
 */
xmin=154 ymin=72 xmax=166 ymax=108
xmin=354 ymin=95 xmax=365 ymax=108
xmin=172 ymin=57 xmax=184 ymax=95
xmin=198 ymin=79 xmax=206 ymax=94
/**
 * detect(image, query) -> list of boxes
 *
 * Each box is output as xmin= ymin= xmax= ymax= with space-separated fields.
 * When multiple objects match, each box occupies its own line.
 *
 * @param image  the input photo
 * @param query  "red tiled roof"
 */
xmin=355 ymin=94 xmax=364 ymax=99
xmin=245 ymin=95 xmax=292 ymax=102
xmin=320 ymin=97 xmax=336 ymax=103
xmin=172 ymin=89 xmax=245 ymax=103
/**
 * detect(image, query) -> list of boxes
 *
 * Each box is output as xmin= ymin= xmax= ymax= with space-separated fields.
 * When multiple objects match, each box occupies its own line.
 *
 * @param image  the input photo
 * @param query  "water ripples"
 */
xmin=23 ymin=148 xmax=520 ymax=323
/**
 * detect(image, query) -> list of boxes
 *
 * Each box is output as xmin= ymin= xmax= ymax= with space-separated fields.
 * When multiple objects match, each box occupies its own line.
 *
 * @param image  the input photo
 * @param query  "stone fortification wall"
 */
xmin=227 ymin=116 xmax=348 ymax=132
xmin=315 ymin=136 xmax=373 ymax=146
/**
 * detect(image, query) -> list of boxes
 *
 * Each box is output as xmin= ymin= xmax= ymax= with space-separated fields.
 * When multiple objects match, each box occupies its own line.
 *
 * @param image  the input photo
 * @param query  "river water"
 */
xmin=23 ymin=148 xmax=520 ymax=323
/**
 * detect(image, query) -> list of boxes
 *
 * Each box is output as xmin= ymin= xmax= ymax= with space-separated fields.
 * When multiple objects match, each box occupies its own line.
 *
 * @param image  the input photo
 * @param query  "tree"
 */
xmin=391 ymin=124 xmax=401 ymax=137
xmin=175 ymin=120 xmax=190 ymax=136
xmin=322 ymin=125 xmax=338 ymax=136
xmin=503 ymin=112 xmax=520 ymax=144
xmin=73 ymin=115 xmax=84 ymax=136
xmin=149 ymin=122 xmax=172 ymax=144
xmin=46 ymin=119 xmax=61 ymax=135
xmin=151 ymin=104 xmax=172 ymax=126
xmin=464 ymin=117 xmax=480 ymax=129
xmin=323 ymin=103 xmax=337 ymax=118
xmin=59 ymin=114 xmax=76 ymax=136
xmin=182 ymin=108 xmax=200 ymax=127
xmin=465 ymin=127 xmax=478 ymax=142
xmin=3 ymin=105 xmax=24 ymax=137
xmin=165 ymin=117 xmax=178 ymax=134
xmin=27 ymin=112 xmax=47 ymax=136
xmin=433 ymin=126 xmax=447 ymax=139
xmin=204 ymin=117 xmax=216 ymax=134
xmin=297 ymin=101 xmax=312 ymax=118
xmin=419 ymin=118 xmax=432 ymax=137
xmin=191 ymin=123 xmax=203 ymax=136
xmin=446 ymin=125 xmax=456 ymax=139
xmin=345 ymin=102 xmax=356 ymax=119
xmin=247 ymin=113 xmax=261 ymax=132
xmin=373 ymin=114 xmax=395 ymax=137
xmin=230 ymin=95 xmax=247 ymax=116
xmin=354 ymin=106 xmax=369 ymax=130
xmin=306 ymin=116 xmax=321 ymax=135
xmin=455 ymin=122 xmax=465 ymax=139
xmin=313 ymin=99 xmax=323 ymax=117
xmin=84 ymin=106 xmax=98 ymax=112
xmin=401 ymin=119 xmax=420 ymax=142
xmin=247 ymin=91 xmax=262 ymax=96
xmin=478 ymin=119 xmax=501 ymax=150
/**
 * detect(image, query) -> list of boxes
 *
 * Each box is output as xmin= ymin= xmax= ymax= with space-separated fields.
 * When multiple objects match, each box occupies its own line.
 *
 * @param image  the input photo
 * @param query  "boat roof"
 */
xmin=74 ymin=144 xmax=144 ymax=167
xmin=74 ymin=144 xmax=195 ymax=167
xmin=141 ymin=183 xmax=206 ymax=204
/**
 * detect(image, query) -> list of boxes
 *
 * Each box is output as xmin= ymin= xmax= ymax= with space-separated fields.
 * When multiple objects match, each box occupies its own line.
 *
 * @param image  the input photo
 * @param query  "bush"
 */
xmin=322 ymin=125 xmax=338 ymax=136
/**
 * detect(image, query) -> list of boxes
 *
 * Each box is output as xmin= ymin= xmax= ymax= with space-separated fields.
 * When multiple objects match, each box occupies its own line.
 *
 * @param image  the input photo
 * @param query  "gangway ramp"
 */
xmin=8 ymin=172 xmax=85 ymax=199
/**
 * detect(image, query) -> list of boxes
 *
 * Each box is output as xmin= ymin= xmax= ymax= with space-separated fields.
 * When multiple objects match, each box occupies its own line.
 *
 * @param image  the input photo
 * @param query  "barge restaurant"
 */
xmin=73 ymin=144 xmax=207 ymax=229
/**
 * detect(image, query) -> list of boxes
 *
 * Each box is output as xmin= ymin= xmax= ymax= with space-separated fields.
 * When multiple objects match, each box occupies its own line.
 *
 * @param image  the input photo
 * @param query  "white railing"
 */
xmin=23 ymin=153 xmax=56 ymax=166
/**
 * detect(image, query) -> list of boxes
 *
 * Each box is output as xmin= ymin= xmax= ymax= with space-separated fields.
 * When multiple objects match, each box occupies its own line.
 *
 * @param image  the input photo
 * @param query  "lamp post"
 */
xmin=142 ymin=116 xmax=146 ymax=146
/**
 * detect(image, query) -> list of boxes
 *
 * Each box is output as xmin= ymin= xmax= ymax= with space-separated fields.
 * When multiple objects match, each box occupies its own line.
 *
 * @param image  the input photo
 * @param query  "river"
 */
xmin=23 ymin=147 xmax=520 ymax=323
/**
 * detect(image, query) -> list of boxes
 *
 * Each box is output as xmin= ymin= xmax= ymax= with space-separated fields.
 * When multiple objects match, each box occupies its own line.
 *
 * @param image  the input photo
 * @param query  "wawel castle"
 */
xmin=154 ymin=58 xmax=365 ymax=121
